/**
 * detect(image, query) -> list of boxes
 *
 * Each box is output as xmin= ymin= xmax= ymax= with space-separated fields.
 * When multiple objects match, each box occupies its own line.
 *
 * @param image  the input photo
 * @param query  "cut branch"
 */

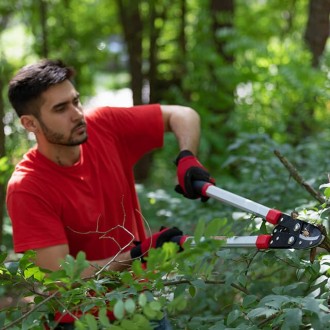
xmin=273 ymin=149 xmax=330 ymax=257
xmin=273 ymin=149 xmax=325 ymax=204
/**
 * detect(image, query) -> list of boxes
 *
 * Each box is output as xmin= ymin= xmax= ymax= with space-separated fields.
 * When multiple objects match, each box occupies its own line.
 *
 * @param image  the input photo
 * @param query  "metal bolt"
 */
xmin=276 ymin=236 xmax=280 ymax=241
xmin=294 ymin=224 xmax=300 ymax=231
xmin=288 ymin=236 xmax=295 ymax=245
xmin=299 ymin=241 xmax=302 ymax=245
xmin=270 ymin=240 xmax=273 ymax=245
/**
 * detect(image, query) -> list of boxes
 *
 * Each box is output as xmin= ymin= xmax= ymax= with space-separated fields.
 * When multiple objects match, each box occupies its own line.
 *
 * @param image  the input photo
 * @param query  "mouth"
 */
xmin=73 ymin=122 xmax=86 ymax=134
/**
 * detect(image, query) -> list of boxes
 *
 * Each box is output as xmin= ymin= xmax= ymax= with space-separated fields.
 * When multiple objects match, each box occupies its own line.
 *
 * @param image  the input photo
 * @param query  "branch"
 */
xmin=2 ymin=291 xmax=59 ymax=330
xmin=273 ymin=149 xmax=330 ymax=257
xmin=163 ymin=278 xmax=250 ymax=295
xmin=273 ymin=149 xmax=325 ymax=204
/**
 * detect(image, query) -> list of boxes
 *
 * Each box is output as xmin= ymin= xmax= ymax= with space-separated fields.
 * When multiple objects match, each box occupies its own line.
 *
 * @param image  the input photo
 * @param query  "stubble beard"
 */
xmin=38 ymin=118 xmax=88 ymax=146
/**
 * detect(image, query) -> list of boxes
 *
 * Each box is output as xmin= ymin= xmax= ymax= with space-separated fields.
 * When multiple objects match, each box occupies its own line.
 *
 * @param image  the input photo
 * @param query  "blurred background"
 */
xmin=0 ymin=0 xmax=329 ymax=254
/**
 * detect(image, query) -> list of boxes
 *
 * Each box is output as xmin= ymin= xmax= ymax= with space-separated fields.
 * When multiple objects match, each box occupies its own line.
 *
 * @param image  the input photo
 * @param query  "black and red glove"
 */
xmin=175 ymin=150 xmax=215 ymax=201
xmin=130 ymin=226 xmax=183 ymax=260
xmin=169 ymin=235 xmax=189 ymax=250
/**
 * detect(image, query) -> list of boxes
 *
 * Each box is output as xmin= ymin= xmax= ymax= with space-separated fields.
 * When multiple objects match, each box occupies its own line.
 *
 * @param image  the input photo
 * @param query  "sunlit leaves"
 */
xmin=60 ymin=251 xmax=90 ymax=283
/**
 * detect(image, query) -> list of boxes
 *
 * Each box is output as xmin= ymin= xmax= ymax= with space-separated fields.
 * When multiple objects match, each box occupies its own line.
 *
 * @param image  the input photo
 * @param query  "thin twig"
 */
xmin=163 ymin=278 xmax=250 ymax=295
xmin=273 ymin=149 xmax=325 ymax=204
xmin=2 ymin=291 xmax=59 ymax=330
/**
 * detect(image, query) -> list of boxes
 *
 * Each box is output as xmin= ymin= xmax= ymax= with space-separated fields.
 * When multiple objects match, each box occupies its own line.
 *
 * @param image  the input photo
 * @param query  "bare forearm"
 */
xmin=83 ymin=251 xmax=133 ymax=278
xmin=35 ymin=245 xmax=134 ymax=279
xmin=161 ymin=105 xmax=201 ymax=155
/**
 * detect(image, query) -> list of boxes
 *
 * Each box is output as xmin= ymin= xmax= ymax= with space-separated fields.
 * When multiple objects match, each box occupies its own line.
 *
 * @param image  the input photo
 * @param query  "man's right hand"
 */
xmin=130 ymin=227 xmax=184 ymax=260
xmin=175 ymin=150 xmax=215 ymax=202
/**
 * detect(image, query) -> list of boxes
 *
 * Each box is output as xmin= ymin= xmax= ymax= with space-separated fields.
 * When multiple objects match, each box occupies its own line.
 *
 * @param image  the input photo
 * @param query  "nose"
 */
xmin=71 ymin=104 xmax=84 ymax=122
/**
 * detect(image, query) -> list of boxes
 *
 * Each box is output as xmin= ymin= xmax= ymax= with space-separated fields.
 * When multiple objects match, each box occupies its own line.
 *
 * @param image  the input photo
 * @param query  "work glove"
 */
xmin=130 ymin=226 xmax=184 ymax=260
xmin=175 ymin=150 xmax=215 ymax=202
xmin=169 ymin=235 xmax=189 ymax=250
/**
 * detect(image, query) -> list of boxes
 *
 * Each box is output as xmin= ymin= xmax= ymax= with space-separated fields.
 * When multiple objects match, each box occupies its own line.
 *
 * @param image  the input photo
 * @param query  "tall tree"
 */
xmin=286 ymin=0 xmax=330 ymax=141
xmin=0 ymin=3 xmax=15 ymax=244
xmin=208 ymin=0 xmax=236 ymax=150
xmin=304 ymin=0 xmax=330 ymax=67
xmin=38 ymin=0 xmax=49 ymax=57
xmin=116 ymin=0 xmax=143 ymax=105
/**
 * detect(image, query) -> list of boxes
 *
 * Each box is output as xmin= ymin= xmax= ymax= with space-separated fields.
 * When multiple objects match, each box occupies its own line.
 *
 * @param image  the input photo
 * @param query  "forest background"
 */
xmin=1 ymin=0 xmax=330 ymax=329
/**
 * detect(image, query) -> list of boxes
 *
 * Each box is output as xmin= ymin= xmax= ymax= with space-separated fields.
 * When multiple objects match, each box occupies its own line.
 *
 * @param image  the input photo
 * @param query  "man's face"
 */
xmin=37 ymin=80 xmax=87 ymax=146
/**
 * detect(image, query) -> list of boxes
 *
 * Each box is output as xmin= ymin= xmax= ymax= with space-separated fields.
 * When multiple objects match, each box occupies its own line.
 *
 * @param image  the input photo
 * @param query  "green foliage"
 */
xmin=2 ymin=203 xmax=330 ymax=329
xmin=1 ymin=1 xmax=330 ymax=329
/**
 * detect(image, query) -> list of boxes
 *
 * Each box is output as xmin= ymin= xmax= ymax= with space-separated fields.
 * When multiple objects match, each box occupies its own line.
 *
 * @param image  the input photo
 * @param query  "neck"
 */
xmin=37 ymin=144 xmax=81 ymax=166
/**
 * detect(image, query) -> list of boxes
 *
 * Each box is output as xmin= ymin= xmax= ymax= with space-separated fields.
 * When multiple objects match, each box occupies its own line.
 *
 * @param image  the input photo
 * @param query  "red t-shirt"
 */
xmin=6 ymin=104 xmax=164 ymax=260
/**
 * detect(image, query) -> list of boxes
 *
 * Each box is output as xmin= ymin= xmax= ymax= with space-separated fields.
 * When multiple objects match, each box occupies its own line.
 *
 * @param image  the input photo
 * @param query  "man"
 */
xmin=6 ymin=59 xmax=214 ymax=328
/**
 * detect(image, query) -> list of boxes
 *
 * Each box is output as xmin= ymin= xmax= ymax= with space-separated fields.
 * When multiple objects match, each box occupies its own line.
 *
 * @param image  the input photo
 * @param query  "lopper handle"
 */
xmin=193 ymin=180 xmax=275 ymax=221
xmin=192 ymin=180 xmax=324 ymax=249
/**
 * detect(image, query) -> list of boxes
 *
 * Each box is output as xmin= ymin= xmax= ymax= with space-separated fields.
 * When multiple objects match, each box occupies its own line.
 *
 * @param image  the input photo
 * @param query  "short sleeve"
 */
xmin=6 ymin=191 xmax=68 ymax=253
xmin=86 ymin=104 xmax=164 ymax=165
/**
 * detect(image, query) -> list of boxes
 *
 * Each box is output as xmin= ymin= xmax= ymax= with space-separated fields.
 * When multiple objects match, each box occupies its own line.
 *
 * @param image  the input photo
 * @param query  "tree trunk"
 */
xmin=0 ymin=73 xmax=5 ymax=245
xmin=0 ymin=11 xmax=11 ymax=245
xmin=116 ymin=1 xmax=150 ymax=181
xmin=304 ymin=0 xmax=330 ymax=67
xmin=209 ymin=0 xmax=236 ymax=148
xmin=39 ymin=0 xmax=49 ymax=57
xmin=116 ymin=0 xmax=143 ymax=105
xmin=211 ymin=0 xmax=234 ymax=63
xmin=286 ymin=0 xmax=330 ymax=143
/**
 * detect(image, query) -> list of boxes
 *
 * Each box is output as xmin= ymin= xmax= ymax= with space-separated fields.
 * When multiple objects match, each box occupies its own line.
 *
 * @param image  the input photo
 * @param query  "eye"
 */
xmin=54 ymin=105 xmax=66 ymax=112
xmin=73 ymin=97 xmax=81 ymax=106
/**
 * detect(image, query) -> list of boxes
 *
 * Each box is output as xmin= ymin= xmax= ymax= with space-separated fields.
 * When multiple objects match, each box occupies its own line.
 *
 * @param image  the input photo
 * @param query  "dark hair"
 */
xmin=8 ymin=59 xmax=75 ymax=117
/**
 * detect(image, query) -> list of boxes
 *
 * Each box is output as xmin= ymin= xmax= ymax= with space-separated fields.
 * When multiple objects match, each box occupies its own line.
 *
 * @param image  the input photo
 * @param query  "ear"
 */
xmin=20 ymin=115 xmax=39 ymax=133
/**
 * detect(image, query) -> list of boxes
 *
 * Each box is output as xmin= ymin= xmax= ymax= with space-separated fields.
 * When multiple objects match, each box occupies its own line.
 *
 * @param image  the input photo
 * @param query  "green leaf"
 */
xmin=98 ymin=307 xmax=111 ymax=327
xmin=237 ymin=274 xmax=247 ymax=287
xmin=120 ymin=319 xmax=139 ymax=330
xmin=0 ymin=311 xmax=5 ymax=328
xmin=204 ymin=218 xmax=221 ymax=238
xmin=247 ymin=307 xmax=278 ymax=319
xmin=259 ymin=221 xmax=268 ymax=234
xmin=189 ymin=285 xmax=196 ymax=297
xmin=19 ymin=250 xmax=36 ymax=269
xmin=167 ymin=294 xmax=187 ymax=314
xmin=124 ymin=298 xmax=136 ymax=314
xmin=6 ymin=261 xmax=19 ymax=275
xmin=114 ymin=300 xmax=125 ymax=320
xmin=242 ymin=295 xmax=258 ymax=308
xmin=74 ymin=251 xmax=90 ymax=279
xmin=143 ymin=304 xmax=157 ymax=320
xmin=24 ymin=266 xmax=44 ymax=281
xmin=107 ymin=325 xmax=122 ymax=330
xmin=303 ymin=298 xmax=322 ymax=314
xmin=85 ymin=314 xmax=98 ymax=330
xmin=191 ymin=279 xmax=206 ymax=289
xmin=149 ymin=301 xmax=162 ymax=312
xmin=324 ymin=187 xmax=330 ymax=198
xmin=194 ymin=218 xmax=205 ymax=243
xmin=138 ymin=293 xmax=147 ymax=307
xmin=312 ymin=275 xmax=328 ymax=288
xmin=282 ymin=308 xmax=302 ymax=330
xmin=131 ymin=260 xmax=144 ymax=277
xmin=310 ymin=311 xmax=322 ymax=329
xmin=227 ymin=309 xmax=241 ymax=326
xmin=132 ymin=314 xmax=152 ymax=330
xmin=0 ymin=252 xmax=7 ymax=264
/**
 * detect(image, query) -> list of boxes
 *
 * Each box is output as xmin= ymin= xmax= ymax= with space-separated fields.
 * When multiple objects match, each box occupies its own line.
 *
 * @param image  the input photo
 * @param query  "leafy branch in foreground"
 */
xmin=1 ymin=213 xmax=330 ymax=329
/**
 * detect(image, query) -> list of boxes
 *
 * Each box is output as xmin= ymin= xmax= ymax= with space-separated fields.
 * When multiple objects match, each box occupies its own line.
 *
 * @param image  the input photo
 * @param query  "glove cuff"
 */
xmin=130 ymin=245 xmax=142 ymax=259
xmin=175 ymin=150 xmax=194 ymax=166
